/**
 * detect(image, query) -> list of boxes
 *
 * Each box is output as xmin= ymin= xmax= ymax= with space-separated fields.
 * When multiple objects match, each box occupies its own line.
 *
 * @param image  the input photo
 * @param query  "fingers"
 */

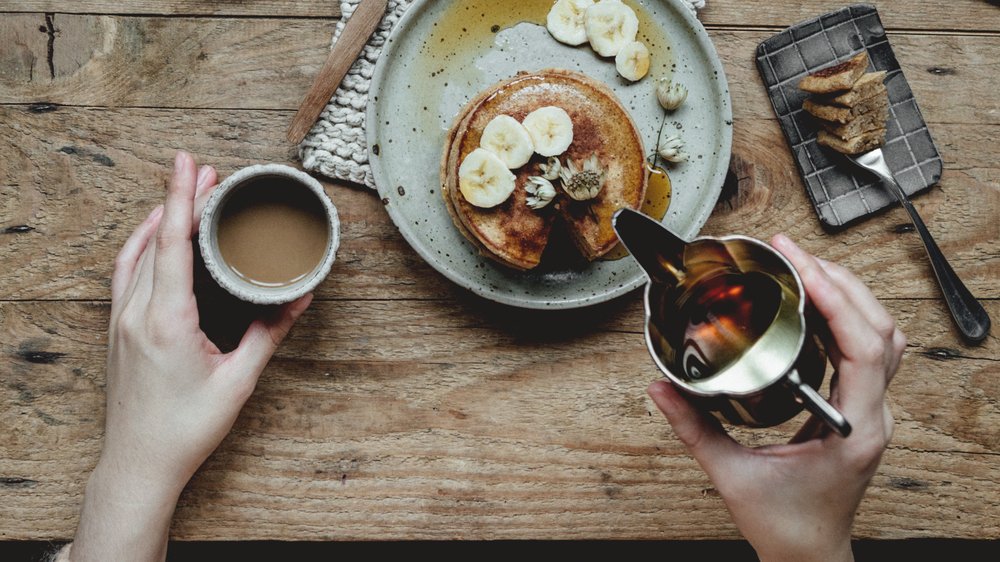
xmin=227 ymin=294 xmax=314 ymax=377
xmin=196 ymin=165 xmax=216 ymax=195
xmin=111 ymin=205 xmax=163 ymax=305
xmin=110 ymin=206 xmax=164 ymax=330
xmin=647 ymin=380 xmax=743 ymax=479
xmin=192 ymin=165 xmax=218 ymax=236
xmin=771 ymin=235 xmax=895 ymax=426
xmin=816 ymin=256 xmax=906 ymax=381
xmin=152 ymin=151 xmax=198 ymax=309
xmin=816 ymin=258 xmax=895 ymax=338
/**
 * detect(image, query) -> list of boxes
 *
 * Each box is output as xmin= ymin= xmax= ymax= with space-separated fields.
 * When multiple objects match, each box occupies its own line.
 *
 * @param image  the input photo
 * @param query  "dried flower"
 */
xmin=656 ymin=78 xmax=688 ymax=111
xmin=525 ymin=176 xmax=557 ymax=209
xmin=657 ymin=134 xmax=688 ymax=163
xmin=539 ymin=157 xmax=562 ymax=181
xmin=559 ymin=153 xmax=605 ymax=201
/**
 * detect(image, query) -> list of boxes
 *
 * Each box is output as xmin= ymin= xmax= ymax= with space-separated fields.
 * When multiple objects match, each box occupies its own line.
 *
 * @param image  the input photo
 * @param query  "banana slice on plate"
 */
xmin=458 ymin=148 xmax=517 ymax=208
xmin=480 ymin=115 xmax=535 ymax=169
xmin=615 ymin=40 xmax=651 ymax=81
xmin=522 ymin=106 xmax=574 ymax=157
xmin=546 ymin=0 xmax=596 ymax=46
xmin=585 ymin=0 xmax=639 ymax=57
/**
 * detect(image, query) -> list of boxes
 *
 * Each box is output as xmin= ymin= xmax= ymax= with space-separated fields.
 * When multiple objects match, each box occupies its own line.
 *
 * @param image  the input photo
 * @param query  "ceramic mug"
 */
xmin=198 ymin=164 xmax=340 ymax=305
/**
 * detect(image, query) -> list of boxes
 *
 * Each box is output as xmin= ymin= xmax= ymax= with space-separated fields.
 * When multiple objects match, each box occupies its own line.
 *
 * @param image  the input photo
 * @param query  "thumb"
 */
xmin=647 ymin=380 xmax=744 ymax=478
xmin=228 ymin=293 xmax=313 ymax=376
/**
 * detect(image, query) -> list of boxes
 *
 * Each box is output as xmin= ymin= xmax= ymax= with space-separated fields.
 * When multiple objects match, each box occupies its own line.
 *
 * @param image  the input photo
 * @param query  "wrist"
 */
xmin=88 ymin=456 xmax=186 ymax=506
xmin=71 ymin=460 xmax=184 ymax=562
xmin=94 ymin=443 xmax=194 ymax=498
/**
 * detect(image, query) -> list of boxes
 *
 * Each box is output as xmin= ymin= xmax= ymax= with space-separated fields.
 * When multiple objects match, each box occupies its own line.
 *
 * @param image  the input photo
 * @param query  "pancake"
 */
xmin=441 ymin=69 xmax=647 ymax=270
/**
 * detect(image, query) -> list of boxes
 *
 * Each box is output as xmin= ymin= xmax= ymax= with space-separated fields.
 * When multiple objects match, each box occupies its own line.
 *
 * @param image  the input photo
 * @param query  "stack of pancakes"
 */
xmin=441 ymin=69 xmax=647 ymax=270
xmin=800 ymin=51 xmax=889 ymax=154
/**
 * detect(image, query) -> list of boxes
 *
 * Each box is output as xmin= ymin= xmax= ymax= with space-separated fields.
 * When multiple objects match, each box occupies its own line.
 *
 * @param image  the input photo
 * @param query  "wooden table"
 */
xmin=1 ymin=0 xmax=997 ymax=542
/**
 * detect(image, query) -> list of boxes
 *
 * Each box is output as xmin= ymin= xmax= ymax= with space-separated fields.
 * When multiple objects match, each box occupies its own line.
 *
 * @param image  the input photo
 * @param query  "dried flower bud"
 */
xmin=525 ymin=176 xmax=557 ymax=209
xmin=656 ymin=78 xmax=688 ymax=111
xmin=657 ymin=134 xmax=688 ymax=163
xmin=539 ymin=157 xmax=562 ymax=181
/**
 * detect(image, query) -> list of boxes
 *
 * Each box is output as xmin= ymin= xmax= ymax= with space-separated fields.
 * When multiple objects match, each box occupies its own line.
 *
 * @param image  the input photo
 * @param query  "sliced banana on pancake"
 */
xmin=585 ymin=0 xmax=639 ymax=57
xmin=480 ymin=115 xmax=535 ymax=169
xmin=615 ymin=40 xmax=650 ymax=82
xmin=458 ymin=148 xmax=517 ymax=208
xmin=546 ymin=0 xmax=595 ymax=46
xmin=522 ymin=106 xmax=574 ymax=158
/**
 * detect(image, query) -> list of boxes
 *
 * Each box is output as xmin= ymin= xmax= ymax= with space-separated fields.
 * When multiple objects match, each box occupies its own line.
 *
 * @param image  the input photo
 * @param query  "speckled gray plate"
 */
xmin=367 ymin=0 xmax=732 ymax=309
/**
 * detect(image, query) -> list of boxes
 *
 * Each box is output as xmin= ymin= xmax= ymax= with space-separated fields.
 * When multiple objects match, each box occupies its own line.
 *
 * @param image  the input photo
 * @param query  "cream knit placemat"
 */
xmin=299 ymin=0 xmax=707 ymax=189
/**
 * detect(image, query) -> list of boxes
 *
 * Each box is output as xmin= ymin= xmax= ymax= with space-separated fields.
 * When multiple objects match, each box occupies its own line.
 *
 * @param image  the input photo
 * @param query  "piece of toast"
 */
xmin=803 ymin=91 xmax=888 ymax=124
xmin=819 ymin=71 xmax=887 ymax=107
xmin=798 ymin=51 xmax=870 ymax=94
xmin=817 ymin=128 xmax=886 ymax=154
xmin=819 ymin=106 xmax=889 ymax=140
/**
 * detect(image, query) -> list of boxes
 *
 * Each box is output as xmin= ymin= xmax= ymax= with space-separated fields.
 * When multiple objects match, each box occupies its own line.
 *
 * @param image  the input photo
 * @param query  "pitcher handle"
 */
xmin=786 ymin=370 xmax=852 ymax=438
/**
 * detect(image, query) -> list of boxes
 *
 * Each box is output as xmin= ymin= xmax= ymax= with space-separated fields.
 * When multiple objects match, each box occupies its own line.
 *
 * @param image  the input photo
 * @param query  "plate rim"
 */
xmin=366 ymin=0 xmax=732 ymax=310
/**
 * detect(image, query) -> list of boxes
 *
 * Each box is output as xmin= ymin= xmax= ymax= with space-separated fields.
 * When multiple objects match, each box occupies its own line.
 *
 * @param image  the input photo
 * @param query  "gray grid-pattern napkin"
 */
xmin=300 ymin=0 xmax=707 ymax=189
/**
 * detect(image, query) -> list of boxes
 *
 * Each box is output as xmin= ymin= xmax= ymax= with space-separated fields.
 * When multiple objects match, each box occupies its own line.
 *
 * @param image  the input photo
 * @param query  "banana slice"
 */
xmin=546 ymin=0 xmax=596 ymax=46
xmin=458 ymin=148 xmax=517 ymax=208
xmin=480 ymin=115 xmax=535 ymax=169
xmin=585 ymin=0 xmax=639 ymax=57
xmin=615 ymin=40 xmax=650 ymax=81
xmin=522 ymin=106 xmax=574 ymax=157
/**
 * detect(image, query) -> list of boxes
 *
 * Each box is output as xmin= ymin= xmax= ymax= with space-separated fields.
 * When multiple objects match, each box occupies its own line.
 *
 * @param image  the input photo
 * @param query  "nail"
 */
xmin=196 ymin=165 xmax=210 ymax=187
xmin=174 ymin=151 xmax=189 ymax=173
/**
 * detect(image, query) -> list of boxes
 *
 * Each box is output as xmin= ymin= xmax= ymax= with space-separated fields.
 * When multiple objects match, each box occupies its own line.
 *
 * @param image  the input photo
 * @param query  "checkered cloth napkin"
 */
xmin=299 ymin=0 xmax=707 ymax=188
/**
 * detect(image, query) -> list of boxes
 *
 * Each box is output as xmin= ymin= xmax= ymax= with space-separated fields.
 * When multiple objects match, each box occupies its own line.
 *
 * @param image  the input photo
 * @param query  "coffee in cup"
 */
xmin=199 ymin=164 xmax=339 ymax=305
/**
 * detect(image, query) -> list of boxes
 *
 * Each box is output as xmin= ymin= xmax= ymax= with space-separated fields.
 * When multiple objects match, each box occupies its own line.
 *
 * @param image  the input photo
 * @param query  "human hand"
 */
xmin=647 ymin=234 xmax=905 ymax=562
xmin=71 ymin=152 xmax=311 ymax=561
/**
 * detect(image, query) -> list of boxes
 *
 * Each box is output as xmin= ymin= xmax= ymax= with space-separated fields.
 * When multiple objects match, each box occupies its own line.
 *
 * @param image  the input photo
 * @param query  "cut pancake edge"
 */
xmin=441 ymin=68 xmax=647 ymax=271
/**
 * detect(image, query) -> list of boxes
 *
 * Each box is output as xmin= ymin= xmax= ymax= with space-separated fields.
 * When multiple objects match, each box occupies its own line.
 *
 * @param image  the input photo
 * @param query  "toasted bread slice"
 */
xmin=799 ymin=51 xmax=869 ymax=94
xmin=803 ymin=91 xmax=888 ymax=124
xmin=441 ymin=70 xmax=646 ymax=270
xmin=819 ymin=106 xmax=888 ymax=140
xmin=819 ymin=71 xmax=887 ymax=107
xmin=817 ymin=128 xmax=886 ymax=154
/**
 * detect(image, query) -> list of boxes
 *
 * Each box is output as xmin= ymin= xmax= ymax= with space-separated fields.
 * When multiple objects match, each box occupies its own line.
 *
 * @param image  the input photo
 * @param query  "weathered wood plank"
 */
xmin=1 ymin=106 xmax=996 ymax=303
xmin=0 ymin=14 xmax=336 ymax=109
xmin=700 ymin=0 xmax=1000 ymax=32
xmin=0 ymin=0 xmax=341 ymax=18
xmin=2 ymin=0 xmax=997 ymax=33
xmin=1 ymin=15 xmax=997 ymax=126
xmin=1 ymin=299 xmax=997 ymax=540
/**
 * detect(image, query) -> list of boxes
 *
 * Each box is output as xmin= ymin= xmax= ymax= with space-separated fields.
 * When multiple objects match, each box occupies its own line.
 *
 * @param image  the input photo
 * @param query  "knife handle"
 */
xmin=287 ymin=0 xmax=388 ymax=145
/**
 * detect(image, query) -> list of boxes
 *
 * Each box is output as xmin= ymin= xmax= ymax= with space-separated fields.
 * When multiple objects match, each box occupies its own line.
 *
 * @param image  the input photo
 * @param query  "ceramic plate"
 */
xmin=367 ymin=0 xmax=731 ymax=309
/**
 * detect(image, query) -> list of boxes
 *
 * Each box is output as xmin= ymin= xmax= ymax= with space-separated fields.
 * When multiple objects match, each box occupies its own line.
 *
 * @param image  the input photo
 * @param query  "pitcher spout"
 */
xmin=612 ymin=208 xmax=688 ymax=286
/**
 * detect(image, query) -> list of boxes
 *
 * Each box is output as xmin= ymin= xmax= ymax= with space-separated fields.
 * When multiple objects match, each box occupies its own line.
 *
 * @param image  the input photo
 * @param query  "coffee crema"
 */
xmin=216 ymin=176 xmax=329 ymax=287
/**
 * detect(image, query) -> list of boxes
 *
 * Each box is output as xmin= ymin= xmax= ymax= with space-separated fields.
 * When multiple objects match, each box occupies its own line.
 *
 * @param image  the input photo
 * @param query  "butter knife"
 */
xmin=287 ymin=0 xmax=388 ymax=145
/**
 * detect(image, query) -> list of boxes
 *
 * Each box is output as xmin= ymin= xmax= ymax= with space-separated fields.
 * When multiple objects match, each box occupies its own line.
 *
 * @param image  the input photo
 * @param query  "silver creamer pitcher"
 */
xmin=612 ymin=208 xmax=851 ymax=437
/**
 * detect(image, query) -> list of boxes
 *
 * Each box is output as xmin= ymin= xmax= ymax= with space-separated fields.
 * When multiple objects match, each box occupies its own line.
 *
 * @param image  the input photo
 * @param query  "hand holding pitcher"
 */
xmin=646 ymin=232 xmax=905 ymax=562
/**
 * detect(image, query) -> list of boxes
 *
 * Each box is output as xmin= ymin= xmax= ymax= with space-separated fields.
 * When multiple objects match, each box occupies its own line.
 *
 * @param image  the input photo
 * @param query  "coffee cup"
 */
xmin=198 ymin=164 xmax=339 ymax=305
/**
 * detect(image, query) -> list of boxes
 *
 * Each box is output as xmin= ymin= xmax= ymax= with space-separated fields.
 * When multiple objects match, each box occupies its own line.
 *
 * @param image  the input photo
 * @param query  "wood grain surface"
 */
xmin=2 ymin=14 xmax=998 ymax=125
xmin=1 ymin=0 xmax=997 ymax=542
xmin=2 ymin=299 xmax=998 ymax=539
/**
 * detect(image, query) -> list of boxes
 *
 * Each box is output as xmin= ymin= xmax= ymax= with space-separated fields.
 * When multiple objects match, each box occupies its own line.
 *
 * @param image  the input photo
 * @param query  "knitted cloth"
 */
xmin=300 ymin=0 xmax=707 ymax=189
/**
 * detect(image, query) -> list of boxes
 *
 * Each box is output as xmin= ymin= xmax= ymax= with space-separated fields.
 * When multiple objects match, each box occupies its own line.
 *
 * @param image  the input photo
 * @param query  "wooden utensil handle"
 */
xmin=286 ymin=0 xmax=388 ymax=144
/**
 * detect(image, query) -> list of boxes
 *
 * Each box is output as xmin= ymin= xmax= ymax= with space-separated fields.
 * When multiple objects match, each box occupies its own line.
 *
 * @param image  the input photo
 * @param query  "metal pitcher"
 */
xmin=613 ymin=208 xmax=851 ymax=437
